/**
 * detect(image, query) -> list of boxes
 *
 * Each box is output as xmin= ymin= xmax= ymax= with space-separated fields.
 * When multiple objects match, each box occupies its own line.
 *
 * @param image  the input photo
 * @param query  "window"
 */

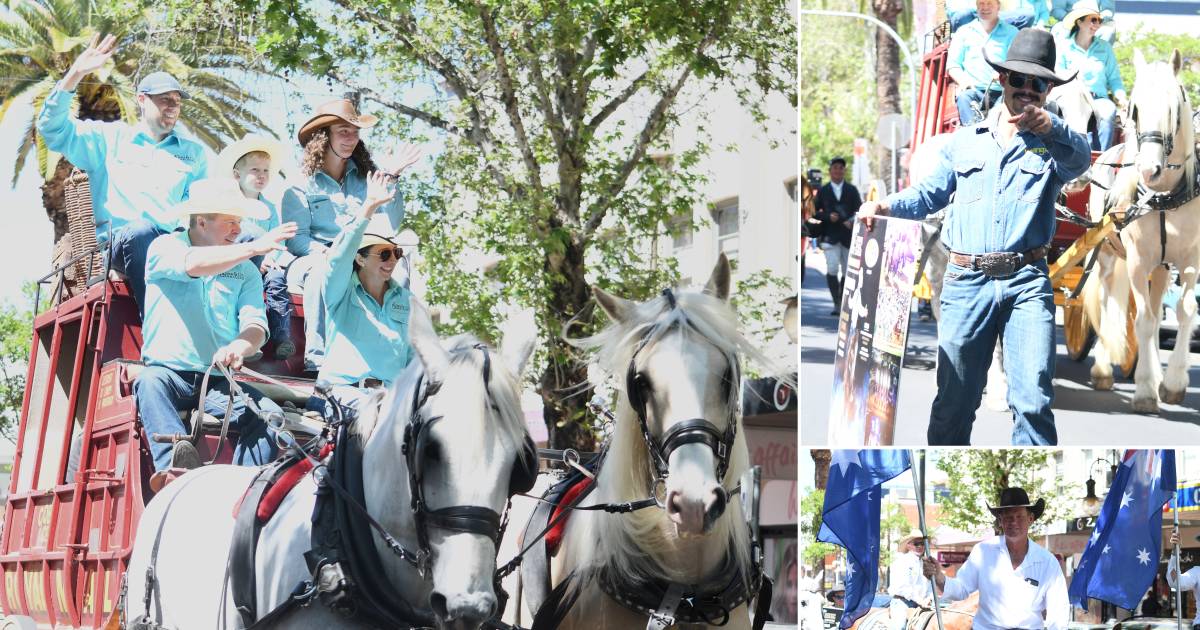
xmin=714 ymin=198 xmax=739 ymax=261
xmin=670 ymin=213 xmax=693 ymax=250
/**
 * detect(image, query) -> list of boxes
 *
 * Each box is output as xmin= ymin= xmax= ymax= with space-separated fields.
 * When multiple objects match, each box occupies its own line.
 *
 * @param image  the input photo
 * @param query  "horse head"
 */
xmin=1129 ymin=48 xmax=1193 ymax=188
xmin=363 ymin=299 xmax=537 ymax=630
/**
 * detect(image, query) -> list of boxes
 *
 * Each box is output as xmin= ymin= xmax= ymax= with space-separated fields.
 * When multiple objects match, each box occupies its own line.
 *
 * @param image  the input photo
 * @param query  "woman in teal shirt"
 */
xmin=281 ymin=99 xmax=420 ymax=372
xmin=306 ymin=171 xmax=414 ymax=412
xmin=1055 ymin=0 xmax=1125 ymax=150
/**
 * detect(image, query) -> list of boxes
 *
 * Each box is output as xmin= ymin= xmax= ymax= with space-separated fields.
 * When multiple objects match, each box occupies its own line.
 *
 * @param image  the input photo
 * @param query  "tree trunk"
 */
xmin=812 ymin=449 xmax=831 ymax=490
xmin=540 ymin=233 xmax=596 ymax=452
xmin=873 ymin=0 xmax=905 ymax=194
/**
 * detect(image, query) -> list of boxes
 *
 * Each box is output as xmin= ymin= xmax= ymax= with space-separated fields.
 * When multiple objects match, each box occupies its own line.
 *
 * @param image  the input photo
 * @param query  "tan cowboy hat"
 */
xmin=899 ymin=530 xmax=928 ymax=548
xmin=986 ymin=487 xmax=1046 ymax=520
xmin=359 ymin=214 xmax=402 ymax=251
xmin=215 ymin=134 xmax=287 ymax=178
xmin=172 ymin=178 xmax=269 ymax=221
xmin=1063 ymin=0 xmax=1103 ymax=29
xmin=297 ymin=99 xmax=379 ymax=146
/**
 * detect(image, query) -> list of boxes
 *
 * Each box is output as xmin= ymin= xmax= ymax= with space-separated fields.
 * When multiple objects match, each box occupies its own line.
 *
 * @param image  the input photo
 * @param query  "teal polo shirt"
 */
xmin=949 ymin=20 xmax=1019 ymax=91
xmin=141 ymin=231 xmax=268 ymax=372
xmin=1055 ymin=36 xmax=1125 ymax=101
xmin=317 ymin=217 xmax=412 ymax=386
xmin=36 ymin=85 xmax=208 ymax=240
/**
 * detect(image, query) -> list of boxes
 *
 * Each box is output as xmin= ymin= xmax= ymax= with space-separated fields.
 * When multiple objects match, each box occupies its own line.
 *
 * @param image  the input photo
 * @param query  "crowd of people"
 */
xmin=41 ymin=33 xmax=421 ymax=492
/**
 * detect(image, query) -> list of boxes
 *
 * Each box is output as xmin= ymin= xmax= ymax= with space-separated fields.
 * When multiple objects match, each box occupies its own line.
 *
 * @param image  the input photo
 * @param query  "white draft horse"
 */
xmin=123 ymin=299 xmax=538 ymax=629
xmin=503 ymin=256 xmax=775 ymax=629
xmin=1084 ymin=48 xmax=1198 ymax=413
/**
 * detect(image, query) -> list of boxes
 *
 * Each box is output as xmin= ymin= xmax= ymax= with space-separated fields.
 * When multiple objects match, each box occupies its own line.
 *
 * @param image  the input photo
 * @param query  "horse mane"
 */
xmin=1133 ymin=57 xmax=1196 ymax=191
xmin=355 ymin=333 xmax=528 ymax=453
xmin=565 ymin=288 xmax=780 ymax=591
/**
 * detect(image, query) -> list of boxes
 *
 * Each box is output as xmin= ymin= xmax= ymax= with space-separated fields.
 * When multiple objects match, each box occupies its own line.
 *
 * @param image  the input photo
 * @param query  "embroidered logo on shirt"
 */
xmin=217 ymin=270 xmax=244 ymax=280
xmin=1026 ymin=147 xmax=1047 ymax=156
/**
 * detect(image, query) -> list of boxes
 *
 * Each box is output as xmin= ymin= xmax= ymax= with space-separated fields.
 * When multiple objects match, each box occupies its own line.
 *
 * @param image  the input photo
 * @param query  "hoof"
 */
xmin=1160 ymin=384 xmax=1186 ymax=405
xmin=1092 ymin=375 xmax=1114 ymax=391
xmin=1131 ymin=397 xmax=1160 ymax=414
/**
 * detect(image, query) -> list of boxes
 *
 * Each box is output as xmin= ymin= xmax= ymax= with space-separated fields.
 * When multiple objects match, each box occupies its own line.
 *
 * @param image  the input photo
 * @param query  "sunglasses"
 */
xmin=1083 ymin=15 xmax=1102 ymax=24
xmin=1006 ymin=72 xmax=1050 ymax=93
xmin=363 ymin=247 xmax=403 ymax=262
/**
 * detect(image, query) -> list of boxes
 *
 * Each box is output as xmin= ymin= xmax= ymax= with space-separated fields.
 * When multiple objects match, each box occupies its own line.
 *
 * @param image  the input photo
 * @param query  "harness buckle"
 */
xmin=717 ymin=441 xmax=728 ymax=461
xmin=316 ymin=562 xmax=349 ymax=597
xmin=652 ymin=477 xmax=669 ymax=509
xmin=415 ymin=548 xmax=432 ymax=578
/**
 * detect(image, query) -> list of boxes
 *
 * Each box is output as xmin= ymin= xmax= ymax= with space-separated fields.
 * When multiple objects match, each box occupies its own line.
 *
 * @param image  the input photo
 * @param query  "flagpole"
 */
xmin=1173 ymin=500 xmax=1183 ymax=630
xmin=910 ymin=449 xmax=945 ymax=630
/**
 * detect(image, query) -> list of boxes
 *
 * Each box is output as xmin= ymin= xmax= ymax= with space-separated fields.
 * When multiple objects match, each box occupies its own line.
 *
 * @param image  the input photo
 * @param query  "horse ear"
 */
xmin=703 ymin=253 xmax=732 ymax=301
xmin=1172 ymin=48 xmax=1183 ymax=75
xmin=500 ymin=307 xmax=538 ymax=379
xmin=1133 ymin=49 xmax=1147 ymax=71
xmin=407 ymin=298 xmax=450 ymax=381
xmin=593 ymin=286 xmax=634 ymax=324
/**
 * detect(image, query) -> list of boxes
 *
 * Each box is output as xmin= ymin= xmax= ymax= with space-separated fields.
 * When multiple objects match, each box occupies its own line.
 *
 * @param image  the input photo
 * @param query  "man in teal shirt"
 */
xmin=135 ymin=178 xmax=297 ymax=492
xmin=37 ymin=34 xmax=208 ymax=314
xmin=949 ymin=0 xmax=1019 ymax=125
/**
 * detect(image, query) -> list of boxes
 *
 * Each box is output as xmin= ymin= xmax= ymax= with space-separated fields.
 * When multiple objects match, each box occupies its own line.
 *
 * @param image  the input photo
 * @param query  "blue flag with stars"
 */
xmin=1068 ymin=449 xmax=1176 ymax=611
xmin=817 ymin=449 xmax=912 ymax=629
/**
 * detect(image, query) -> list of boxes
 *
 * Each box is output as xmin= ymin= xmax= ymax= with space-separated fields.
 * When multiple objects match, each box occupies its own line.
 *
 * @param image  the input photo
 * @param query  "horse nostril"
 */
xmin=703 ymin=487 xmax=728 ymax=529
xmin=430 ymin=591 xmax=450 ymax=620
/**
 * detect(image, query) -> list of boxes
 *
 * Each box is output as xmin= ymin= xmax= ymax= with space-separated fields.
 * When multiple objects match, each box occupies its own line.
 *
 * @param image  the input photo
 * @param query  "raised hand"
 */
xmin=65 ymin=34 xmax=118 ymax=89
xmin=361 ymin=170 xmax=397 ymax=218
xmin=249 ymin=222 xmax=298 ymax=256
xmin=380 ymin=143 xmax=423 ymax=177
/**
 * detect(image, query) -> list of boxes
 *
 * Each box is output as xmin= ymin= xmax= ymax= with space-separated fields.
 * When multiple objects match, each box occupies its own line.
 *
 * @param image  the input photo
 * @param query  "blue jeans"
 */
xmin=931 ymin=261 xmax=1056 ymax=445
xmin=956 ymin=87 xmax=1001 ymax=126
xmin=948 ymin=8 xmax=1035 ymax=31
xmin=305 ymin=385 xmax=377 ymax=421
xmin=134 ymin=366 xmax=282 ymax=471
xmin=235 ymin=229 xmax=293 ymax=344
xmin=1092 ymin=96 xmax=1119 ymax=151
xmin=109 ymin=220 xmax=169 ymax=317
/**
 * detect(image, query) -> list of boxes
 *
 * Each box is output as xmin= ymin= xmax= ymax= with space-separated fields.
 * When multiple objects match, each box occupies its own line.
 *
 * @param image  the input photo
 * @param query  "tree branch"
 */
xmin=324 ymin=67 xmax=463 ymax=136
xmin=583 ymin=69 xmax=650 ymax=137
xmin=521 ymin=23 xmax=565 ymax=152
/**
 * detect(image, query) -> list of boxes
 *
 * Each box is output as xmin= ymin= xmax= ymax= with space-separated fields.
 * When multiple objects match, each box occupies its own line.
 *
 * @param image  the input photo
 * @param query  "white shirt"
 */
xmin=941 ymin=536 xmax=1068 ymax=630
xmin=889 ymin=551 xmax=932 ymax=602
xmin=1167 ymin=555 xmax=1200 ymax=623
xmin=831 ymin=180 xmax=844 ymax=200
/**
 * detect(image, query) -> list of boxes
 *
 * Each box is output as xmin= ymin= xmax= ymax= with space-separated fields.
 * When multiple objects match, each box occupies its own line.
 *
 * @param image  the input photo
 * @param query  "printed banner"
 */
xmin=826 ymin=217 xmax=924 ymax=446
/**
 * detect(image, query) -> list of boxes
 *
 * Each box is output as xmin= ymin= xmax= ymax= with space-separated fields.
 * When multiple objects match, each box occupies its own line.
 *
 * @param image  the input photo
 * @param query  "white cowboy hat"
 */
xmin=899 ymin=530 xmax=929 ymax=548
xmin=215 ymin=134 xmax=287 ymax=178
xmin=359 ymin=213 xmax=402 ymax=251
xmin=173 ymin=178 xmax=269 ymax=220
xmin=1063 ymin=0 xmax=1103 ymax=30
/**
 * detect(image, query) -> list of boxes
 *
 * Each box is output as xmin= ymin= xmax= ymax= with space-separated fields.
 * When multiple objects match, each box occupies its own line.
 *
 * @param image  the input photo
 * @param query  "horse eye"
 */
xmin=634 ymin=372 xmax=653 ymax=396
xmin=423 ymin=441 xmax=442 ymax=463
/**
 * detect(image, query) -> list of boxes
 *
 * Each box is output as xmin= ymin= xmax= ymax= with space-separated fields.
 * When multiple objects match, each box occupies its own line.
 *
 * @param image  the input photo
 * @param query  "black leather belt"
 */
xmin=948 ymin=245 xmax=1048 ymax=277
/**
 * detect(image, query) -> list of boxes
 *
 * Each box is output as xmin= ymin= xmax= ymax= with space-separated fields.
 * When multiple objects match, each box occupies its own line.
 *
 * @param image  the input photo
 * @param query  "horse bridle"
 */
xmin=1129 ymin=88 xmax=1189 ymax=169
xmin=625 ymin=288 xmax=740 ymax=486
xmin=402 ymin=344 xmax=534 ymax=575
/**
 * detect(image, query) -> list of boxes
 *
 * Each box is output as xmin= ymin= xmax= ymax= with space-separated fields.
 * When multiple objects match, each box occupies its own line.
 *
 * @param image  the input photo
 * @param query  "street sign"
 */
xmin=876 ymin=113 xmax=912 ymax=151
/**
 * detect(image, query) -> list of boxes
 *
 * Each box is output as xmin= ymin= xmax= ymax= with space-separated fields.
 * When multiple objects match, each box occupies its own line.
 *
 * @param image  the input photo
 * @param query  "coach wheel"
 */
xmin=1064 ymin=301 xmax=1096 ymax=361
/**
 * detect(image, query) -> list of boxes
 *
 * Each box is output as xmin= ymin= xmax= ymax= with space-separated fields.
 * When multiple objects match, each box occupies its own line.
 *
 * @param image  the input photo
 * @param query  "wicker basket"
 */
xmin=63 ymin=168 xmax=101 ymax=296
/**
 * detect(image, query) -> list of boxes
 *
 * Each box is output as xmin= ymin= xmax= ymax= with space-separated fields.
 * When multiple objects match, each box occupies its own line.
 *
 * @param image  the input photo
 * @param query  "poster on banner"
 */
xmin=826 ymin=217 xmax=924 ymax=446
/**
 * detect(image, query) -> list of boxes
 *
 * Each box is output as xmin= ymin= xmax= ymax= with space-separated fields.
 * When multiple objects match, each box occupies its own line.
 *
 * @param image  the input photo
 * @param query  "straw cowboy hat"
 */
xmin=1063 ymin=0 xmax=1103 ymax=30
xmin=899 ymin=530 xmax=929 ymax=549
xmin=215 ymin=134 xmax=287 ymax=178
xmin=297 ymin=99 xmax=379 ymax=146
xmin=985 ymin=28 xmax=1077 ymax=86
xmin=987 ymin=487 xmax=1046 ymax=520
xmin=173 ymin=178 xmax=269 ymax=221
xmin=359 ymin=213 xmax=403 ymax=251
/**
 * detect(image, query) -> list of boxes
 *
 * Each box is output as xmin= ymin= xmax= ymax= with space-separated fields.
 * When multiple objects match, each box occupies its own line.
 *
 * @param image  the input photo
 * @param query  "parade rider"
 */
xmin=1167 ymin=530 xmax=1200 ymax=629
xmin=921 ymin=488 xmax=1069 ymax=630
xmin=858 ymin=28 xmax=1090 ymax=446
xmin=1053 ymin=0 xmax=1126 ymax=151
xmin=306 ymin=170 xmax=415 ymax=414
xmin=135 ymin=178 xmax=297 ymax=493
xmin=280 ymin=99 xmax=420 ymax=373
xmin=38 ymin=33 xmax=207 ymax=315
xmin=889 ymin=531 xmax=933 ymax=630
xmin=947 ymin=0 xmax=1018 ymax=125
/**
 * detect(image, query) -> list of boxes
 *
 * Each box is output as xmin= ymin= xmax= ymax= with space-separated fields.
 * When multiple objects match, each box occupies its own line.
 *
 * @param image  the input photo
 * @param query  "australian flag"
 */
xmin=1068 ymin=449 xmax=1176 ymax=611
xmin=817 ymin=450 xmax=912 ymax=628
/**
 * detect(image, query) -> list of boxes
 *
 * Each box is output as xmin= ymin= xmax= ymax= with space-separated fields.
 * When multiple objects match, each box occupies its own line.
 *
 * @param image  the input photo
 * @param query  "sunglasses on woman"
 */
xmin=1083 ymin=15 xmax=1102 ymax=24
xmin=364 ymin=247 xmax=403 ymax=262
xmin=1005 ymin=72 xmax=1050 ymax=94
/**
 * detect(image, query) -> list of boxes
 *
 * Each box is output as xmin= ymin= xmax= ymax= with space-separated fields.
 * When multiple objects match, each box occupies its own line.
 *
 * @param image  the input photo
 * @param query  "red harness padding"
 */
xmin=544 ymin=476 xmax=594 ymax=555
xmin=232 ymin=444 xmax=336 ymax=522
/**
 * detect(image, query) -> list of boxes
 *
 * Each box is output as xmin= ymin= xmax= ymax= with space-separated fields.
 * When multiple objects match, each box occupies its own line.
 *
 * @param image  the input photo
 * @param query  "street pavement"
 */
xmin=800 ymin=250 xmax=1200 ymax=446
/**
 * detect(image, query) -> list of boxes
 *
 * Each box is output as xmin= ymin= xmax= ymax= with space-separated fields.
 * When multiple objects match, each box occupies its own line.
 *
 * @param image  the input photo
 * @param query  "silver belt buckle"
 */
xmin=979 ymin=252 xmax=1021 ymax=277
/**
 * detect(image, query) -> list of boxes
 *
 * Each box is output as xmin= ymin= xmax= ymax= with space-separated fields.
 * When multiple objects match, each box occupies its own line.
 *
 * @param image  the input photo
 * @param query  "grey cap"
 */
xmin=137 ymin=71 xmax=190 ymax=99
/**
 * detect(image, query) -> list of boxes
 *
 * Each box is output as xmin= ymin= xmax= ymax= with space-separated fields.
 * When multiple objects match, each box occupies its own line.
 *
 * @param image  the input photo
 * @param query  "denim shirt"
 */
xmin=37 ymin=85 xmax=208 ymax=240
xmin=141 ymin=231 xmax=268 ymax=372
xmin=1055 ymin=36 xmax=1125 ymax=101
xmin=281 ymin=159 xmax=405 ymax=256
xmin=949 ymin=20 xmax=1018 ymax=90
xmin=317 ymin=217 xmax=413 ymax=386
xmin=886 ymin=107 xmax=1091 ymax=254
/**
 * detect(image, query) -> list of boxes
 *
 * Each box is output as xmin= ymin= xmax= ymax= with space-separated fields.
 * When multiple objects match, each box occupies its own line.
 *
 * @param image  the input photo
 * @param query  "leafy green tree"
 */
xmin=801 ymin=487 xmax=837 ymax=571
xmin=935 ymin=449 xmax=1071 ymax=535
xmin=0 ymin=286 xmax=34 ymax=440
xmin=0 ymin=0 xmax=270 ymax=242
xmin=1112 ymin=26 xmax=1200 ymax=107
xmin=240 ymin=0 xmax=797 ymax=449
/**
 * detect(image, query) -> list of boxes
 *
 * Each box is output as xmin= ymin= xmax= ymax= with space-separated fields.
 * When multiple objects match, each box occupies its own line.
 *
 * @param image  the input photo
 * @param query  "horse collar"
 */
xmin=596 ymin=550 xmax=765 ymax=626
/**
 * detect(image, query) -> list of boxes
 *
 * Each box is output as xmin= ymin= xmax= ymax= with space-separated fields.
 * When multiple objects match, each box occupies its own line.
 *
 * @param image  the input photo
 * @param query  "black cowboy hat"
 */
xmin=987 ymin=487 xmax=1046 ymax=520
xmin=985 ymin=29 xmax=1076 ymax=86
